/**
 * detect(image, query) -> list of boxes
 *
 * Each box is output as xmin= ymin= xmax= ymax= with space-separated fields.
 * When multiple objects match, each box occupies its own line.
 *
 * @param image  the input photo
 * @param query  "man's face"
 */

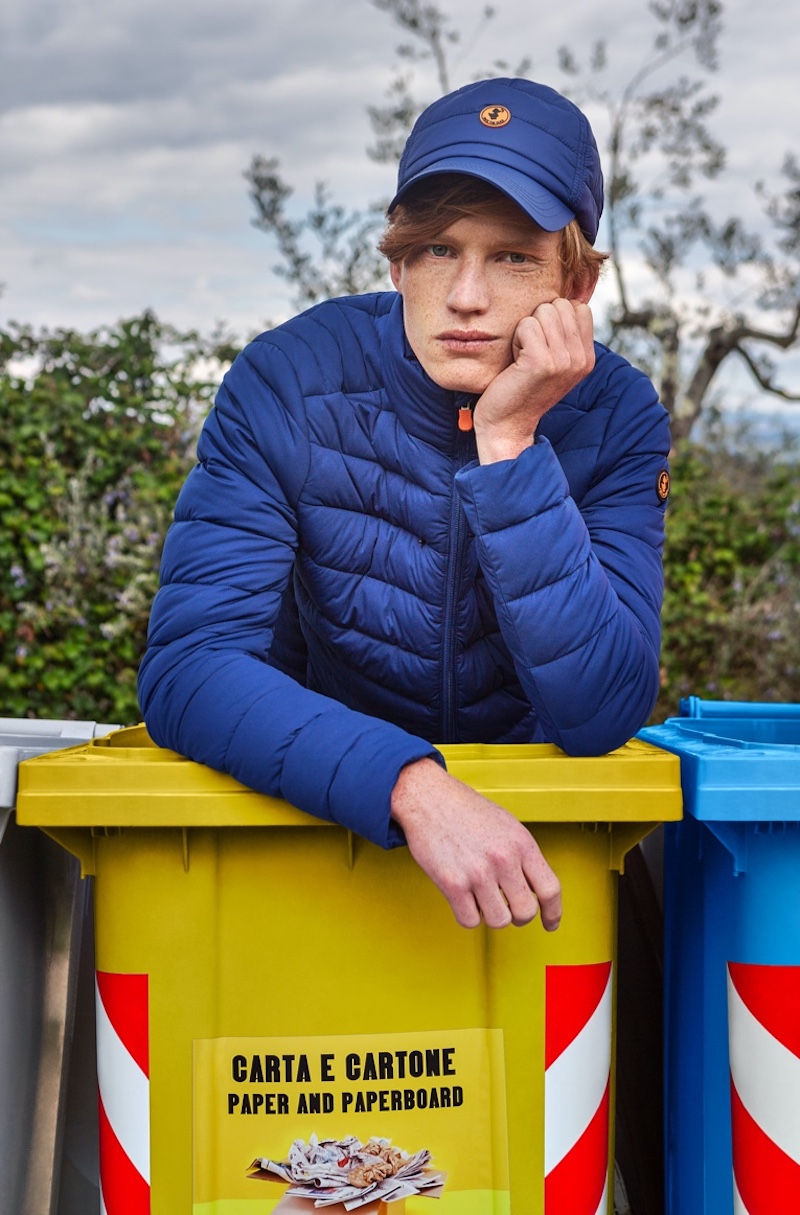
xmin=390 ymin=212 xmax=581 ymax=395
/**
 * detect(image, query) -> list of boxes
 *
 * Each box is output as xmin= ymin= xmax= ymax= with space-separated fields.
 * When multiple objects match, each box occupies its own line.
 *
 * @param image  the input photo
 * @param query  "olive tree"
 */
xmin=244 ymin=0 xmax=799 ymax=441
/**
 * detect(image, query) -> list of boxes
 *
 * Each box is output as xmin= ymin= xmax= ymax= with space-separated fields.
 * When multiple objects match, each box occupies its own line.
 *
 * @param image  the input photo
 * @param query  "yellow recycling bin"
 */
xmin=16 ymin=726 xmax=680 ymax=1215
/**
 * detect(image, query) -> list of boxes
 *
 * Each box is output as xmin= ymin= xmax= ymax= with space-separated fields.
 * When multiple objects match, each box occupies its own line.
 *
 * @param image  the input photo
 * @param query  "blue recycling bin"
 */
xmin=639 ymin=700 xmax=800 ymax=1215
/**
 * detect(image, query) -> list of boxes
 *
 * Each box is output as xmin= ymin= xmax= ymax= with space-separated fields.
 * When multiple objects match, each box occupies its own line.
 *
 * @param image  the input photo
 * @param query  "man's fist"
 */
xmin=473 ymin=298 xmax=595 ymax=464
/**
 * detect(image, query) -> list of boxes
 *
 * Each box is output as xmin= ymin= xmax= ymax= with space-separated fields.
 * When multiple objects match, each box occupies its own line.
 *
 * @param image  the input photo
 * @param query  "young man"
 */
xmin=138 ymin=78 xmax=669 ymax=933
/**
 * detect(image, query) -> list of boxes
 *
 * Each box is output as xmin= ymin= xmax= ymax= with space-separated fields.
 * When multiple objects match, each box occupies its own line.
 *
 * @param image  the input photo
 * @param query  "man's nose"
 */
xmin=446 ymin=260 xmax=489 ymax=313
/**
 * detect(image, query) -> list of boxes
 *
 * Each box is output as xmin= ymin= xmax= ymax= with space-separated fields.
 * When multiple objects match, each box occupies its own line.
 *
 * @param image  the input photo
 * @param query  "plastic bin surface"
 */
xmin=0 ymin=716 xmax=118 ymax=825
xmin=639 ymin=704 xmax=800 ymax=1215
xmin=17 ymin=725 xmax=680 ymax=1215
xmin=0 ymin=718 xmax=118 ymax=1215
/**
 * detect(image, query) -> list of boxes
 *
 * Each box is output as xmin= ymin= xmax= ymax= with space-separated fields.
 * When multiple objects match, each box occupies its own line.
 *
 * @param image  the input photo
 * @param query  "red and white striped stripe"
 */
xmin=95 ymin=971 xmax=151 ymax=1215
xmin=728 ymin=963 xmax=800 ymax=1214
xmin=544 ymin=961 xmax=612 ymax=1215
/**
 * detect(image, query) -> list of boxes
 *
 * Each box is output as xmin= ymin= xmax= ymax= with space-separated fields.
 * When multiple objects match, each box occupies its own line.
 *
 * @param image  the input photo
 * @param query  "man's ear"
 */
xmin=568 ymin=266 xmax=599 ymax=305
xmin=389 ymin=261 xmax=403 ymax=293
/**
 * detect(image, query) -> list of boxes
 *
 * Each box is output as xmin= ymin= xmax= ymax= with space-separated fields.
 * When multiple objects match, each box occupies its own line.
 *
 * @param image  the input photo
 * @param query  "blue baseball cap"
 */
xmin=389 ymin=77 xmax=604 ymax=244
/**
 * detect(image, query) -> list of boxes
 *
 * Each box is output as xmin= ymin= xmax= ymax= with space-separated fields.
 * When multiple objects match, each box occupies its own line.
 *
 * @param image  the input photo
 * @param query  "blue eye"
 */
xmin=430 ymin=244 xmax=450 ymax=257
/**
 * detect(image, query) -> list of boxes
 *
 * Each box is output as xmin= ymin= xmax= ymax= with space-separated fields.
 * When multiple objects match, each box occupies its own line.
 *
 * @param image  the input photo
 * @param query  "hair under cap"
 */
xmin=389 ymin=77 xmax=604 ymax=244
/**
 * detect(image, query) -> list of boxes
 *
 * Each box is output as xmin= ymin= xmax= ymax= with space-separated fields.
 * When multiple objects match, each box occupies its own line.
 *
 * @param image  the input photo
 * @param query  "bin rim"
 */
xmin=15 ymin=724 xmax=682 ymax=830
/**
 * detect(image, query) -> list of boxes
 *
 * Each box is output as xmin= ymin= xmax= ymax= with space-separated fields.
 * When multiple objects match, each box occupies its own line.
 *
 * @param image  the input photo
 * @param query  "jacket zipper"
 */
xmin=441 ymin=397 xmax=476 ymax=743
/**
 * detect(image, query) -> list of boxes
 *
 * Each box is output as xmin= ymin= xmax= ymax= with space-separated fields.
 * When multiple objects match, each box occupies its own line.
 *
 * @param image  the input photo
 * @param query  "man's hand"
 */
xmin=474 ymin=297 xmax=595 ymax=464
xmin=390 ymin=757 xmax=562 ymax=931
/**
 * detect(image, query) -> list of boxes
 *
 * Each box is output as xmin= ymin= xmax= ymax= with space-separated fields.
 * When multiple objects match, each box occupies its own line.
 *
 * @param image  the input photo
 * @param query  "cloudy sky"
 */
xmin=2 ymin=0 xmax=799 ymax=358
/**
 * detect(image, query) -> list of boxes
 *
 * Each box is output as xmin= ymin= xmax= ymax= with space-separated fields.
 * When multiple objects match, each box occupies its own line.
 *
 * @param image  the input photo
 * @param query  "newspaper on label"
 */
xmin=248 ymin=1134 xmax=444 ymax=1208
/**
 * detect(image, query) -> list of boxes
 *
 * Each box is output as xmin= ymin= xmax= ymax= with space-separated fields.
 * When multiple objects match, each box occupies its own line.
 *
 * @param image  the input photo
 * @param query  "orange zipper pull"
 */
xmin=457 ymin=404 xmax=474 ymax=432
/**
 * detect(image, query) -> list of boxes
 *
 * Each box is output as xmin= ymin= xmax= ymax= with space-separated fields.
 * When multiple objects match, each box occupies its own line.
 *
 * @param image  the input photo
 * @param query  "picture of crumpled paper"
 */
xmin=248 ymin=1133 xmax=445 ymax=1209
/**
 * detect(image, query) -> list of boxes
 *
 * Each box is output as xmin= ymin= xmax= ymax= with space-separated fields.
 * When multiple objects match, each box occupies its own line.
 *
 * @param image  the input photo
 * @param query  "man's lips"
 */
xmin=436 ymin=330 xmax=499 ymax=349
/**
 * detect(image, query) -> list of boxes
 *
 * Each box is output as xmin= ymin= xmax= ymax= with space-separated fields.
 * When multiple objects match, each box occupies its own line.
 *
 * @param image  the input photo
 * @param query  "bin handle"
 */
xmin=680 ymin=697 xmax=800 ymax=720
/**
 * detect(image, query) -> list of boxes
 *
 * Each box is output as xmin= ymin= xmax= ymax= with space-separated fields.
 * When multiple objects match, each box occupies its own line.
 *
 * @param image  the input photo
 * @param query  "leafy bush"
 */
xmin=656 ymin=420 xmax=800 ymax=718
xmin=0 ymin=312 xmax=236 ymax=723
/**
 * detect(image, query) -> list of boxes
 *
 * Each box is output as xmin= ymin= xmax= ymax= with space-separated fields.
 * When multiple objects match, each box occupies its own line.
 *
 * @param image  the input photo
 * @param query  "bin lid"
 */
xmin=15 ymin=724 xmax=682 ymax=829
xmin=0 ymin=718 xmax=120 ymax=812
xmin=638 ymin=711 xmax=800 ymax=822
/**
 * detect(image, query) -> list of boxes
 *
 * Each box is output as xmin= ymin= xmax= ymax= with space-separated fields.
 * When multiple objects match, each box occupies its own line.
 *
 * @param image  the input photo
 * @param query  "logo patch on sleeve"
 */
xmin=657 ymin=470 xmax=670 ymax=502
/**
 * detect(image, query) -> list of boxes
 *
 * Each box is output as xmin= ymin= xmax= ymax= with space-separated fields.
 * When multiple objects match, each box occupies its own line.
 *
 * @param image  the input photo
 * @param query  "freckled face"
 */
xmin=390 ymin=213 xmax=569 ymax=394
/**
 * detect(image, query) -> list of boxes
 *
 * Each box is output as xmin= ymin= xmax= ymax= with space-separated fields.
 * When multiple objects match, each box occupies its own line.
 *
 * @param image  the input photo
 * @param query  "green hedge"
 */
xmin=657 ymin=427 xmax=800 ymax=717
xmin=1 ymin=312 xmax=798 ymax=725
xmin=0 ymin=313 xmax=235 ymax=722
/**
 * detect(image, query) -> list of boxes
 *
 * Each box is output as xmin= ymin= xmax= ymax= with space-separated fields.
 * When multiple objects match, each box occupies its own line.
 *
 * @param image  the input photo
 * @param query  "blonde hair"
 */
xmin=379 ymin=174 xmax=607 ymax=296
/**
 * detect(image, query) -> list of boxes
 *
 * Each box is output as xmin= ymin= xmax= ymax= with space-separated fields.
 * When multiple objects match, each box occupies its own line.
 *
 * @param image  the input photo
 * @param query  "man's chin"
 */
xmin=413 ymin=342 xmax=511 ymax=396
xmin=427 ymin=366 xmax=495 ymax=396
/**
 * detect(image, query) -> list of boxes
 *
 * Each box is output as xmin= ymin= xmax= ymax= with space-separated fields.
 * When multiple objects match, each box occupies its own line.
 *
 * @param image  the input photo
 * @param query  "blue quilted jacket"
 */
xmin=139 ymin=292 xmax=669 ymax=848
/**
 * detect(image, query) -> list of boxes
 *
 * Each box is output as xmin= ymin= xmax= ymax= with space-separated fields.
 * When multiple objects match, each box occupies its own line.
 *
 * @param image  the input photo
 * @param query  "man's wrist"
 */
xmin=390 ymin=757 xmax=443 ymax=828
xmin=474 ymin=429 xmax=535 ymax=465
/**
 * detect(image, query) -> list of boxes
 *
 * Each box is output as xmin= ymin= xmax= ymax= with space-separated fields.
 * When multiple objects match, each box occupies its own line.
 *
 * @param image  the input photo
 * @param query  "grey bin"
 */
xmin=0 ymin=719 xmax=119 ymax=1215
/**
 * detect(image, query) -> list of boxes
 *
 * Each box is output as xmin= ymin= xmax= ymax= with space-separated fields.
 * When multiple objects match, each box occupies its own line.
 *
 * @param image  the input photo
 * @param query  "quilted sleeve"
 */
xmin=454 ymin=368 xmax=669 ymax=755
xmin=137 ymin=340 xmax=439 ymax=848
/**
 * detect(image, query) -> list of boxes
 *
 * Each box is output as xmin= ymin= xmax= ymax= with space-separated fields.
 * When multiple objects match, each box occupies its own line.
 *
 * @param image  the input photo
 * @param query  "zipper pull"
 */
xmin=457 ymin=401 xmax=474 ymax=432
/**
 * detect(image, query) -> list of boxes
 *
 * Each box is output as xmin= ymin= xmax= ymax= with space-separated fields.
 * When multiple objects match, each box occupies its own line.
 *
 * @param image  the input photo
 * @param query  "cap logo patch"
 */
xmin=480 ymin=104 xmax=511 ymax=128
xmin=657 ymin=470 xmax=670 ymax=502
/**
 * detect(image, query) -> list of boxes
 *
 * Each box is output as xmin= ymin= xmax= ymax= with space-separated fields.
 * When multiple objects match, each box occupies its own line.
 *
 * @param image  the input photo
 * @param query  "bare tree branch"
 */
xmin=735 ymin=345 xmax=800 ymax=402
xmin=731 ymin=304 xmax=800 ymax=351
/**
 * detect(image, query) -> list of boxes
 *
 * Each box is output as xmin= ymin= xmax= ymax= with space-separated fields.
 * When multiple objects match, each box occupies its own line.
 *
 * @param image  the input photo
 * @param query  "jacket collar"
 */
xmin=380 ymin=292 xmax=474 ymax=449
xmin=377 ymin=291 xmax=595 ymax=450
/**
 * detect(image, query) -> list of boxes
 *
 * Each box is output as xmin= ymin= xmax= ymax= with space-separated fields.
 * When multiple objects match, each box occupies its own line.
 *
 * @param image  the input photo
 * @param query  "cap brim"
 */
xmin=387 ymin=157 xmax=575 ymax=233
